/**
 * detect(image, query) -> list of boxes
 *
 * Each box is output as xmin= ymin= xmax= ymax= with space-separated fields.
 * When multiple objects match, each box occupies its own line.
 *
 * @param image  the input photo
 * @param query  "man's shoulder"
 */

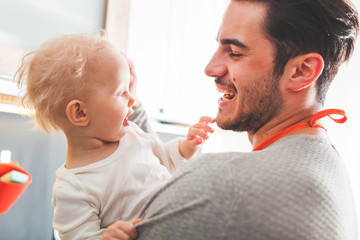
xmin=137 ymin=135 xmax=356 ymax=240
xmin=172 ymin=134 xmax=344 ymax=198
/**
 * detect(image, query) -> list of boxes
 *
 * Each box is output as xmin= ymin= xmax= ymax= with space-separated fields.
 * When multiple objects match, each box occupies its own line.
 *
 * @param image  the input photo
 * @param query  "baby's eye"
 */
xmin=118 ymin=89 xmax=131 ymax=97
xmin=116 ymin=90 xmax=125 ymax=96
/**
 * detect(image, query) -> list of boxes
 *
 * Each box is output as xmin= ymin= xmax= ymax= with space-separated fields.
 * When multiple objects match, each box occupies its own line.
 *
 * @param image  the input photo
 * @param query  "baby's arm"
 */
xmin=101 ymin=219 xmax=142 ymax=240
xmin=53 ymin=181 xmax=105 ymax=239
xmin=179 ymin=116 xmax=215 ymax=159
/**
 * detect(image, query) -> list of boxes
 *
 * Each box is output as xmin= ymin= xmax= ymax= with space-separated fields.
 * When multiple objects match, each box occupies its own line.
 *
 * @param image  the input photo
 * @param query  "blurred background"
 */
xmin=0 ymin=0 xmax=358 ymax=239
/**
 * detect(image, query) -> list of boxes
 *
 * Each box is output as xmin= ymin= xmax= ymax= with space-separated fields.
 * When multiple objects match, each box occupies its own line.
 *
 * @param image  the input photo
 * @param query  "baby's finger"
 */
xmin=102 ymin=222 xmax=135 ymax=240
xmin=192 ymin=122 xmax=214 ymax=133
xmin=132 ymin=218 xmax=143 ymax=225
xmin=199 ymin=116 xmax=216 ymax=124
xmin=188 ymin=128 xmax=209 ymax=140
xmin=115 ymin=221 xmax=138 ymax=239
xmin=188 ymin=137 xmax=204 ymax=147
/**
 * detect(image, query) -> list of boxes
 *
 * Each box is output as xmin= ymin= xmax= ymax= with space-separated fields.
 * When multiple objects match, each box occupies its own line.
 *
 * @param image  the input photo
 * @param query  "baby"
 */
xmin=16 ymin=33 xmax=214 ymax=239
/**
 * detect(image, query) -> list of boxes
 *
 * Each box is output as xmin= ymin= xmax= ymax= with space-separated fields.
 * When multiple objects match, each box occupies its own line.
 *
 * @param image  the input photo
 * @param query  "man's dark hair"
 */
xmin=241 ymin=0 xmax=359 ymax=104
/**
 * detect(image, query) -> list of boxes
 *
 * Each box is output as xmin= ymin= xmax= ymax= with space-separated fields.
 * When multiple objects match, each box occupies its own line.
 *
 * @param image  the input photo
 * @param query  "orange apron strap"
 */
xmin=253 ymin=109 xmax=346 ymax=151
xmin=310 ymin=108 xmax=347 ymax=126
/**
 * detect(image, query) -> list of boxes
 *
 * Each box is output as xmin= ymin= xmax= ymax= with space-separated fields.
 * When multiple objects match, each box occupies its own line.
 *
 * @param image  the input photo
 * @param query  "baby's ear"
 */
xmin=65 ymin=100 xmax=89 ymax=127
xmin=286 ymin=53 xmax=324 ymax=91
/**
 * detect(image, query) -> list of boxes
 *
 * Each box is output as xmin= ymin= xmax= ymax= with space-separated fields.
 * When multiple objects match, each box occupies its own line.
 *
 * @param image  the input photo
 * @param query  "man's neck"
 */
xmin=249 ymin=107 xmax=324 ymax=149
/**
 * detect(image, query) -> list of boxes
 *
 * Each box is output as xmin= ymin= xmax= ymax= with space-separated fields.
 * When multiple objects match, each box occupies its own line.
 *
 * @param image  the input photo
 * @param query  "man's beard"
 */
xmin=216 ymin=74 xmax=283 ymax=134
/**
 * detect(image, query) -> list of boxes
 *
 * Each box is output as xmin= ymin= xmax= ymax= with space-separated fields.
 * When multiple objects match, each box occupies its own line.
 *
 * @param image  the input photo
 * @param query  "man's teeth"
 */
xmin=217 ymin=87 xmax=235 ymax=100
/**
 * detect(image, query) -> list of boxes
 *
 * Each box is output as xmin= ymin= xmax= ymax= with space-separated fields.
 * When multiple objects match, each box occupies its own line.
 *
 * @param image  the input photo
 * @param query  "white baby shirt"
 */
xmin=52 ymin=122 xmax=186 ymax=240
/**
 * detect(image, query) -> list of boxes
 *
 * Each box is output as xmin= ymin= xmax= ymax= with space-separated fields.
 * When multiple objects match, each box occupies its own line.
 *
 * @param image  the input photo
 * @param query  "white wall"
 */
xmin=325 ymin=36 xmax=360 ymax=226
xmin=127 ymin=0 xmax=228 ymax=125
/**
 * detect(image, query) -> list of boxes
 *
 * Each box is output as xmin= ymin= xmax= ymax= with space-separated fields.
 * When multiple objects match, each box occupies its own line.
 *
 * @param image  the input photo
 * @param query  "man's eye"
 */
xmin=230 ymin=52 xmax=243 ymax=57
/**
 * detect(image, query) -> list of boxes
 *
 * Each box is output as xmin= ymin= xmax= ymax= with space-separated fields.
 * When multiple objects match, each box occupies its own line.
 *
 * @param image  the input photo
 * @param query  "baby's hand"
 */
xmin=101 ymin=218 xmax=142 ymax=240
xmin=187 ymin=116 xmax=215 ymax=145
xmin=127 ymin=58 xmax=141 ymax=109
xmin=179 ymin=116 xmax=215 ymax=159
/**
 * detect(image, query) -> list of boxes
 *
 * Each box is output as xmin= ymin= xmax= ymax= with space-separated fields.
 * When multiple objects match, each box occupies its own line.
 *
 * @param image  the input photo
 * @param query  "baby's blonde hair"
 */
xmin=16 ymin=32 xmax=111 ymax=134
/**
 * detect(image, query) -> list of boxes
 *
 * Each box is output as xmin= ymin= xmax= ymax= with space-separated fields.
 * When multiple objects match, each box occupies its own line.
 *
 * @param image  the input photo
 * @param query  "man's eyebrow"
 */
xmin=220 ymin=38 xmax=249 ymax=50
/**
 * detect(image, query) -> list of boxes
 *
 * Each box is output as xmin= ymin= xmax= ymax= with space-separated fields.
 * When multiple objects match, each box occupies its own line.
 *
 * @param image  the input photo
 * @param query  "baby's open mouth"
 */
xmin=123 ymin=117 xmax=129 ymax=126
xmin=217 ymin=87 xmax=235 ymax=101
xmin=123 ymin=108 xmax=134 ymax=126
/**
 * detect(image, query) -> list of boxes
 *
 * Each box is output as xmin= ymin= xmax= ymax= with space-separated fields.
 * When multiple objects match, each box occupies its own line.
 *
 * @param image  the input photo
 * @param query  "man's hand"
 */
xmin=179 ymin=116 xmax=215 ymax=159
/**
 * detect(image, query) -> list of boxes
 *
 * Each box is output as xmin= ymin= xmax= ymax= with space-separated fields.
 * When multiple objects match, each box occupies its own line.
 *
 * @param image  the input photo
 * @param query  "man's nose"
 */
xmin=204 ymin=52 xmax=227 ymax=78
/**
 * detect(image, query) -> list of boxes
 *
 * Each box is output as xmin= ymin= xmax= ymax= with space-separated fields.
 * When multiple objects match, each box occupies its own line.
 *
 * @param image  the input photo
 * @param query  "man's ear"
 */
xmin=65 ymin=100 xmax=89 ymax=127
xmin=287 ymin=53 xmax=324 ymax=91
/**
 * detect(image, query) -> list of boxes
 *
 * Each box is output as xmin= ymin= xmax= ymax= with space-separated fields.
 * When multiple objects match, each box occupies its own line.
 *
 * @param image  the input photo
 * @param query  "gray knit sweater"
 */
xmin=134 ymin=132 xmax=357 ymax=239
xmin=129 ymin=106 xmax=357 ymax=239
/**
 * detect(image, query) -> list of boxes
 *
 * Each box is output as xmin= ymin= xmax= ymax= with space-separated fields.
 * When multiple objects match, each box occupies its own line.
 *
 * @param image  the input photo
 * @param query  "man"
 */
xmin=104 ymin=0 xmax=359 ymax=239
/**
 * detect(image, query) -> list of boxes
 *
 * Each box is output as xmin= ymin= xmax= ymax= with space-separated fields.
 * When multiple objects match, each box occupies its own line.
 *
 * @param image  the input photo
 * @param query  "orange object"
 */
xmin=0 ymin=162 xmax=32 ymax=214
xmin=253 ymin=109 xmax=347 ymax=151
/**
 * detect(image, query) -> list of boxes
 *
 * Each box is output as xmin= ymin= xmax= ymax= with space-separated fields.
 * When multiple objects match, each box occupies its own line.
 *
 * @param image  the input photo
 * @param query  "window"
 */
xmin=0 ymin=0 xmax=130 ymax=110
xmin=127 ymin=0 xmax=229 ymax=125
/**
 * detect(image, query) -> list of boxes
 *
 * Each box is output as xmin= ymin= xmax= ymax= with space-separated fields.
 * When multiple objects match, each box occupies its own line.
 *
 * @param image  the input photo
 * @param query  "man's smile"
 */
xmin=217 ymin=87 xmax=235 ymax=101
xmin=216 ymin=82 xmax=236 ymax=104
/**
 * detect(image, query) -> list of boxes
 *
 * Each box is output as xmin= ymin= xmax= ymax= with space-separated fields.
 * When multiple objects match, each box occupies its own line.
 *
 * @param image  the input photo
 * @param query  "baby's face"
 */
xmin=84 ymin=47 xmax=135 ymax=142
